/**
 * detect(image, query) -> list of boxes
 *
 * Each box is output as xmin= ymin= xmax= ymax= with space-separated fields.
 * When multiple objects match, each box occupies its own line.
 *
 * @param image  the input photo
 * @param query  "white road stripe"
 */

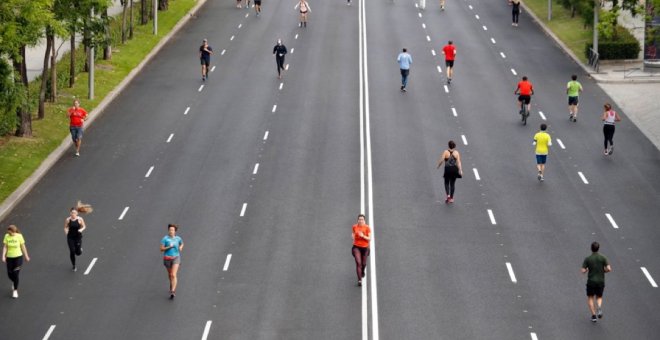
xmin=415 ymin=3 xmax=418 ymax=7
xmin=361 ymin=275 xmax=368 ymax=340
xmin=166 ymin=133 xmax=174 ymax=143
xmin=253 ymin=163 xmax=259 ymax=175
xmin=482 ymin=25 xmax=487 ymax=31
xmin=491 ymin=37 xmax=496 ymax=44
xmin=272 ymin=104 xmax=277 ymax=113
xmin=461 ymin=135 xmax=468 ymax=145
xmin=444 ymin=85 xmax=449 ymax=93
xmin=578 ymin=171 xmax=589 ymax=184
xmin=198 ymin=84 xmax=204 ymax=92
xmin=419 ymin=12 xmax=422 ymax=18
xmin=500 ymin=52 xmax=506 ymax=58
xmin=475 ymin=14 xmax=480 ymax=19
xmin=285 ymin=64 xmax=289 ymax=70
xmin=223 ymin=254 xmax=232 ymax=271
xmin=230 ymin=35 xmax=235 ymax=41
xmin=238 ymin=23 xmax=242 ymax=29
xmin=84 ymin=258 xmax=98 ymax=275
xmin=556 ymin=138 xmax=565 ymax=149
xmin=468 ymin=4 xmax=473 ymax=9
xmin=451 ymin=107 xmax=457 ymax=117
xmin=422 ymin=23 xmax=426 ymax=29
xmin=530 ymin=332 xmax=538 ymax=340
xmin=437 ymin=65 xmax=442 ymax=73
xmin=245 ymin=12 xmax=249 ymax=18
xmin=145 ymin=166 xmax=154 ymax=178
xmin=473 ymin=168 xmax=481 ymax=180
xmin=221 ymin=49 xmax=226 ymax=55
xmin=184 ymin=107 xmax=190 ymax=115
xmin=291 ymin=48 xmax=295 ymax=54
xmin=605 ymin=213 xmax=619 ymax=229
xmin=279 ymin=83 xmax=283 ymax=90
xmin=240 ymin=203 xmax=247 ymax=217
xmin=295 ymin=33 xmax=299 ymax=39
xmin=426 ymin=35 xmax=431 ymax=42
xmin=431 ymin=49 xmax=436 ymax=56
xmin=201 ymin=321 xmax=212 ymax=340
xmin=506 ymin=262 xmax=517 ymax=283
xmin=641 ymin=267 xmax=658 ymax=287
xmin=42 ymin=325 xmax=56 ymax=340
xmin=263 ymin=131 xmax=269 ymax=140
xmin=210 ymin=66 xmax=215 ymax=72
xmin=487 ymin=209 xmax=496 ymax=225
xmin=118 ymin=207 xmax=129 ymax=220
xmin=538 ymin=111 xmax=546 ymax=120
xmin=511 ymin=68 xmax=517 ymax=75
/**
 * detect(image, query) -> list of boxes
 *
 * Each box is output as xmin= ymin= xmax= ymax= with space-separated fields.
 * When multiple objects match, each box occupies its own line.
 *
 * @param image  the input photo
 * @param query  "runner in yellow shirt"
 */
xmin=533 ymin=123 xmax=552 ymax=181
xmin=2 ymin=225 xmax=30 ymax=298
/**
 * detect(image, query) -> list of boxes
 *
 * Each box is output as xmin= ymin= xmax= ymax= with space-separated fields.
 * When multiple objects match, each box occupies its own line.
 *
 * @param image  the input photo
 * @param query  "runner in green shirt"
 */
xmin=566 ymin=74 xmax=583 ymax=122
xmin=581 ymin=241 xmax=611 ymax=323
xmin=2 ymin=225 xmax=30 ymax=298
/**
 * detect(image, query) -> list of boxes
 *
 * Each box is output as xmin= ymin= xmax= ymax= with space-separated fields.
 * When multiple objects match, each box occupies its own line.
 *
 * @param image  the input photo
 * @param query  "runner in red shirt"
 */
xmin=441 ymin=40 xmax=457 ymax=84
xmin=514 ymin=76 xmax=534 ymax=114
xmin=351 ymin=214 xmax=371 ymax=286
xmin=67 ymin=99 xmax=88 ymax=156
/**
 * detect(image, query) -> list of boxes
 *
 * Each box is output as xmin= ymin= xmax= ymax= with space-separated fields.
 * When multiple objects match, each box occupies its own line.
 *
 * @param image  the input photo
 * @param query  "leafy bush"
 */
xmin=585 ymin=26 xmax=640 ymax=60
xmin=0 ymin=60 xmax=22 ymax=136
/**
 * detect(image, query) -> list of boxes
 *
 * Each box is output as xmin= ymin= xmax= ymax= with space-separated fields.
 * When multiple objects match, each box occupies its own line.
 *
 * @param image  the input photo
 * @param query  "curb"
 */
xmin=0 ymin=0 xmax=209 ymax=221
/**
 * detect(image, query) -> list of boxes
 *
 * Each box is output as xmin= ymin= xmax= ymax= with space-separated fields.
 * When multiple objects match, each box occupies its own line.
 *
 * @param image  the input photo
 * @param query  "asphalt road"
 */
xmin=1 ymin=0 xmax=659 ymax=339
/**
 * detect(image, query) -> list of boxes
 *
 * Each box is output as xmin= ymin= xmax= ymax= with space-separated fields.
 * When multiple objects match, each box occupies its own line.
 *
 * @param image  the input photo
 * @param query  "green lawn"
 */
xmin=0 ymin=0 xmax=197 ymax=201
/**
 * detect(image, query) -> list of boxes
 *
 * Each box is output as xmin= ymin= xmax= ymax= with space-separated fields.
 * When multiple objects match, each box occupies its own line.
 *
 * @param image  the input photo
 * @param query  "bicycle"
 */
xmin=516 ymin=95 xmax=530 ymax=125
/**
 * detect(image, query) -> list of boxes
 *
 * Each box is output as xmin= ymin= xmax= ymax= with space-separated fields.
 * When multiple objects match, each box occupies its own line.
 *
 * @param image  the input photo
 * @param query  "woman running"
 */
xmin=437 ymin=140 xmax=463 ymax=203
xmin=297 ymin=0 xmax=311 ymax=27
xmin=511 ymin=0 xmax=520 ymax=26
xmin=64 ymin=202 xmax=92 ymax=272
xmin=351 ymin=214 xmax=371 ymax=286
xmin=160 ymin=224 xmax=184 ymax=299
xmin=601 ymin=103 xmax=621 ymax=156
xmin=2 ymin=225 xmax=30 ymax=298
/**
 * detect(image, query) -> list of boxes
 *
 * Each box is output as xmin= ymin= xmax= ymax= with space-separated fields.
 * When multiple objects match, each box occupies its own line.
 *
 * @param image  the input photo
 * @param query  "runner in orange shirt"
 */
xmin=352 ymin=214 xmax=371 ymax=286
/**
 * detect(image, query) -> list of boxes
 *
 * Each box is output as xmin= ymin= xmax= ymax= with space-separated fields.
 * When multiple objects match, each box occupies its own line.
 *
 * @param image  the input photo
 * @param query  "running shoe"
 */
xmin=73 ymin=266 xmax=77 ymax=272
xmin=448 ymin=197 xmax=454 ymax=203
xmin=357 ymin=280 xmax=362 ymax=286
xmin=597 ymin=307 xmax=603 ymax=319
xmin=170 ymin=291 xmax=176 ymax=299
xmin=537 ymin=172 xmax=542 ymax=181
xmin=12 ymin=290 xmax=18 ymax=299
xmin=591 ymin=315 xmax=597 ymax=323
xmin=608 ymin=145 xmax=614 ymax=155
xmin=75 ymin=152 xmax=80 ymax=157
xmin=540 ymin=175 xmax=544 ymax=181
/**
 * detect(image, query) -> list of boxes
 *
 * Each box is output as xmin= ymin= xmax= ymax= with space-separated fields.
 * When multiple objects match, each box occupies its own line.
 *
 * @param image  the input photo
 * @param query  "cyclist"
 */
xmin=515 ymin=76 xmax=534 ymax=116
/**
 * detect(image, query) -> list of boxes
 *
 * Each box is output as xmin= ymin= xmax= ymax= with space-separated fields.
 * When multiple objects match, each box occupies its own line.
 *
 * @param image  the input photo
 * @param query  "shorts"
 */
xmin=518 ymin=95 xmax=531 ymax=104
xmin=352 ymin=245 xmax=370 ymax=258
xmin=200 ymin=58 xmax=210 ymax=67
xmin=586 ymin=285 xmax=604 ymax=297
xmin=445 ymin=60 xmax=454 ymax=68
xmin=568 ymin=96 xmax=579 ymax=105
xmin=69 ymin=126 xmax=84 ymax=141
xmin=163 ymin=256 xmax=181 ymax=269
xmin=300 ymin=10 xmax=308 ymax=14
xmin=535 ymin=154 xmax=547 ymax=164
xmin=254 ymin=0 xmax=261 ymax=4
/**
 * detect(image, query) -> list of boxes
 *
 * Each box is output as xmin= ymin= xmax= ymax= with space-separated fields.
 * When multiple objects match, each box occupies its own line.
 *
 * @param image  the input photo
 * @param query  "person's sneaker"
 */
xmin=540 ymin=175 xmax=544 ymax=181
xmin=12 ymin=290 xmax=18 ymax=299
xmin=604 ymin=149 xmax=609 ymax=156
xmin=362 ymin=270 xmax=366 ymax=278
xmin=75 ymin=152 xmax=80 ymax=157
xmin=608 ymin=145 xmax=614 ymax=155
xmin=402 ymin=87 xmax=407 ymax=92
xmin=357 ymin=280 xmax=362 ymax=286
xmin=445 ymin=195 xmax=450 ymax=203
xmin=537 ymin=172 xmax=542 ymax=181
xmin=597 ymin=308 xmax=603 ymax=319
xmin=170 ymin=291 xmax=176 ymax=299
xmin=591 ymin=315 xmax=597 ymax=323
xmin=573 ymin=117 xmax=577 ymax=122
xmin=72 ymin=266 xmax=77 ymax=272
xmin=448 ymin=197 xmax=454 ymax=203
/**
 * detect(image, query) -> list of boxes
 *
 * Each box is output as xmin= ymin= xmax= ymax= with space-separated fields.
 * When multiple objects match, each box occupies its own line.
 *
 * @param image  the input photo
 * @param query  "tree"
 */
xmin=159 ymin=0 xmax=169 ymax=11
xmin=0 ymin=60 xmax=23 ymax=136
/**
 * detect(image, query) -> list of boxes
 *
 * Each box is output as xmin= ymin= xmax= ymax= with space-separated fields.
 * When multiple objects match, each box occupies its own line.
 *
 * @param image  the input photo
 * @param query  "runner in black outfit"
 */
xmin=64 ymin=202 xmax=92 ymax=271
xmin=199 ymin=39 xmax=214 ymax=81
xmin=436 ymin=140 xmax=463 ymax=204
xmin=273 ymin=39 xmax=288 ymax=79
xmin=511 ymin=0 xmax=520 ymax=26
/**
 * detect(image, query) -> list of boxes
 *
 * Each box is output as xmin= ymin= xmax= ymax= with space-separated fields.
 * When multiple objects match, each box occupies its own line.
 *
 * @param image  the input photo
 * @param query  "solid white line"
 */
xmin=285 ymin=64 xmax=289 ymax=70
xmin=431 ymin=49 xmax=436 ymax=56
xmin=279 ymin=83 xmax=283 ymax=90
xmin=263 ymin=131 xmax=269 ymax=140
xmin=451 ymin=107 xmax=457 ymax=117
xmin=605 ymin=213 xmax=619 ymax=229
xmin=42 ymin=325 xmax=56 ymax=340
xmin=491 ymin=37 xmax=496 ymax=44
xmin=145 ymin=166 xmax=154 ymax=178
xmin=198 ymin=85 xmax=204 ymax=92
xmin=437 ymin=65 xmax=442 ymax=73
xmin=238 ymin=23 xmax=242 ymax=29
xmin=221 ymin=49 xmax=226 ymax=55
xmin=272 ymin=104 xmax=277 ymax=113
xmin=500 ymin=52 xmax=506 ymax=58
xmin=167 ymin=133 xmax=174 ymax=143
xmin=118 ymin=207 xmax=129 ymax=220
xmin=506 ymin=262 xmax=517 ymax=283
xmin=84 ymin=258 xmax=98 ymax=275
xmin=184 ymin=107 xmax=190 ymax=115
xmin=538 ymin=111 xmax=546 ymax=120
xmin=239 ymin=203 xmax=247 ymax=217
xmin=426 ymin=35 xmax=431 ymax=42
xmin=201 ymin=321 xmax=212 ymax=340
xmin=473 ymin=168 xmax=481 ymax=180
xmin=482 ymin=25 xmax=487 ymax=31
xmin=641 ymin=267 xmax=658 ymax=287
xmin=291 ymin=48 xmax=295 ymax=54
xmin=444 ymin=85 xmax=449 ymax=93
xmin=487 ymin=209 xmax=496 ymax=225
xmin=223 ymin=254 xmax=232 ymax=271
xmin=461 ymin=135 xmax=468 ymax=145
xmin=253 ymin=163 xmax=259 ymax=175
xmin=556 ymin=138 xmax=565 ymax=149
xmin=511 ymin=68 xmax=517 ymax=75
xmin=422 ymin=23 xmax=426 ymax=29
xmin=295 ymin=33 xmax=299 ymax=39
xmin=210 ymin=66 xmax=216 ymax=72
xmin=230 ymin=35 xmax=235 ymax=41
xmin=530 ymin=332 xmax=538 ymax=340
xmin=578 ymin=171 xmax=589 ymax=184
xmin=475 ymin=14 xmax=480 ymax=19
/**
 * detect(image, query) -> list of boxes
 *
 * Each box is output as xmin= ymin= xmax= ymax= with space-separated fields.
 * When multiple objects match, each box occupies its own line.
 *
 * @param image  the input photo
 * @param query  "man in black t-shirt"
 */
xmin=272 ymin=39 xmax=287 ymax=79
xmin=199 ymin=39 xmax=214 ymax=81
xmin=581 ymin=241 xmax=612 ymax=323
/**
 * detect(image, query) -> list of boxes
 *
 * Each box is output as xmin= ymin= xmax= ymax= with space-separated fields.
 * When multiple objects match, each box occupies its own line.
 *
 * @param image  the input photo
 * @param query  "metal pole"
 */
xmin=153 ymin=0 xmax=157 ymax=35
xmin=548 ymin=0 xmax=552 ymax=20
xmin=89 ymin=8 xmax=94 ymax=100
xmin=593 ymin=0 xmax=599 ymax=54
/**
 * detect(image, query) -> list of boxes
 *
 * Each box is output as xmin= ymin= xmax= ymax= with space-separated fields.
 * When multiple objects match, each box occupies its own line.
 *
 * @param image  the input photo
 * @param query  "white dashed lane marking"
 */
xmin=422 ymin=23 xmax=426 ymax=29
xmin=84 ymin=258 xmax=98 ymax=275
xmin=487 ymin=209 xmax=497 ymax=225
xmin=475 ymin=14 xmax=480 ymax=19
xmin=42 ymin=325 xmax=56 ymax=340
xmin=506 ymin=262 xmax=517 ymax=283
xmin=500 ymin=52 xmax=506 ymax=58
xmin=118 ymin=207 xmax=129 ymax=220
xmin=253 ymin=163 xmax=259 ymax=175
xmin=538 ymin=111 xmax=546 ymax=120
xmin=291 ymin=48 xmax=295 ymax=54
xmin=605 ymin=213 xmax=619 ymax=229
xmin=201 ymin=321 xmax=212 ymax=340
xmin=641 ymin=267 xmax=658 ymax=287
xmin=221 ymin=49 xmax=226 ymax=55
xmin=145 ymin=166 xmax=154 ymax=178
xmin=167 ymin=133 xmax=174 ymax=143
xmin=426 ymin=35 xmax=431 ymax=42
xmin=469 ymin=4 xmax=473 ymax=9
xmin=295 ymin=34 xmax=299 ymax=39
xmin=285 ymin=64 xmax=289 ymax=70
xmin=578 ymin=171 xmax=589 ymax=184
xmin=451 ymin=107 xmax=457 ymax=117
xmin=279 ymin=83 xmax=283 ymax=90
xmin=238 ymin=24 xmax=242 ymax=29
xmin=556 ymin=138 xmax=565 ymax=149
xmin=184 ymin=107 xmax=190 ymax=115
xmin=482 ymin=25 xmax=487 ymax=31
xmin=431 ymin=49 xmax=436 ymax=56
xmin=263 ymin=131 xmax=269 ymax=140
xmin=223 ymin=254 xmax=232 ymax=271
xmin=461 ymin=135 xmax=468 ymax=145
xmin=230 ymin=35 xmax=235 ymax=41
xmin=444 ymin=85 xmax=449 ymax=93
xmin=240 ymin=203 xmax=247 ymax=217
xmin=511 ymin=68 xmax=517 ymax=75
xmin=418 ymin=12 xmax=422 ymax=18
xmin=272 ymin=104 xmax=277 ymax=113
xmin=437 ymin=66 xmax=442 ymax=73
xmin=198 ymin=85 xmax=204 ymax=92
xmin=210 ymin=66 xmax=216 ymax=72
xmin=530 ymin=332 xmax=539 ymax=340
xmin=473 ymin=168 xmax=481 ymax=181
xmin=491 ymin=37 xmax=496 ymax=44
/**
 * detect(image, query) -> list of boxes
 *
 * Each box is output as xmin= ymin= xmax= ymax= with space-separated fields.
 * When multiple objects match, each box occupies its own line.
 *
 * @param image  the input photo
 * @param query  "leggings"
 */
xmin=276 ymin=56 xmax=285 ymax=75
xmin=603 ymin=124 xmax=615 ymax=149
xmin=352 ymin=246 xmax=369 ymax=281
xmin=444 ymin=176 xmax=457 ymax=197
xmin=6 ymin=256 xmax=23 ymax=290
xmin=512 ymin=10 xmax=519 ymax=23
xmin=67 ymin=237 xmax=82 ymax=266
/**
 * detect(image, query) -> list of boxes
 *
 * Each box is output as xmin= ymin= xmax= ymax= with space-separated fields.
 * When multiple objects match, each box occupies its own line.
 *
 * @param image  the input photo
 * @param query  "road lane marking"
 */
xmin=491 ymin=38 xmax=496 ymax=44
xmin=473 ymin=168 xmax=480 ymax=180
xmin=272 ymin=104 xmax=277 ymax=113
xmin=538 ymin=111 xmax=546 ymax=120
xmin=556 ymin=138 xmax=565 ymax=149
xmin=223 ymin=254 xmax=232 ymax=271
xmin=426 ymin=35 xmax=431 ymax=42
xmin=184 ymin=107 xmax=190 ymax=115
xmin=145 ymin=166 xmax=154 ymax=178
xmin=230 ymin=35 xmax=235 ymax=41
xmin=279 ymin=83 xmax=283 ymax=90
xmin=285 ymin=64 xmax=289 ymax=70
xmin=118 ymin=207 xmax=129 ymax=220
xmin=419 ymin=12 xmax=422 ymax=18
xmin=511 ymin=68 xmax=517 ymax=75
xmin=240 ymin=203 xmax=247 ymax=217
xmin=42 ymin=325 xmax=56 ymax=340
xmin=238 ymin=24 xmax=242 ymax=29
xmin=578 ymin=171 xmax=589 ymax=184
xmin=198 ymin=85 xmax=204 ymax=92
xmin=422 ymin=23 xmax=426 ymax=29
xmin=482 ymin=25 xmax=487 ymax=31
xmin=431 ymin=49 xmax=436 ymax=56
xmin=221 ymin=49 xmax=226 ymax=55
xmin=415 ymin=3 xmax=418 ymax=7
xmin=444 ymin=85 xmax=449 ymax=93
xmin=295 ymin=33 xmax=299 ymax=39
xmin=437 ymin=65 xmax=442 ymax=73
xmin=359 ymin=0 xmax=367 ymax=337
xmin=469 ymin=4 xmax=473 ymax=9
xmin=530 ymin=332 xmax=538 ymax=340
xmin=641 ymin=267 xmax=658 ymax=287
xmin=263 ymin=131 xmax=269 ymax=140
xmin=487 ymin=209 xmax=496 ymax=225
xmin=84 ymin=258 xmax=98 ymax=275
xmin=167 ymin=133 xmax=174 ymax=143
xmin=506 ymin=262 xmax=517 ymax=283
xmin=475 ymin=14 xmax=480 ymax=19
xmin=253 ymin=163 xmax=259 ymax=175
xmin=291 ymin=48 xmax=295 ymax=54
xmin=461 ymin=135 xmax=468 ymax=145
xmin=245 ymin=12 xmax=249 ymax=18
xmin=500 ymin=52 xmax=506 ymax=58
xmin=605 ymin=213 xmax=619 ymax=229
xmin=210 ymin=66 xmax=215 ymax=72
xmin=201 ymin=321 xmax=212 ymax=340
xmin=451 ymin=107 xmax=457 ymax=116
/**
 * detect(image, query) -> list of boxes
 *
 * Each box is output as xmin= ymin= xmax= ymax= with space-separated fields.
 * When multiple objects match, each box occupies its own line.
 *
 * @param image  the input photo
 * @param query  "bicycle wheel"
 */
xmin=522 ymin=110 xmax=528 ymax=125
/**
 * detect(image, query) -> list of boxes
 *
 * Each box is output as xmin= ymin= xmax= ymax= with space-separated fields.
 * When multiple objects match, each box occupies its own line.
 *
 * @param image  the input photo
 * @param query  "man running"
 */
xmin=67 ymin=99 xmax=88 ymax=157
xmin=160 ymin=224 xmax=184 ymax=299
xmin=441 ymin=40 xmax=456 ymax=84
xmin=533 ymin=123 xmax=551 ymax=181
xmin=581 ymin=241 xmax=611 ymax=323
xmin=273 ymin=39 xmax=287 ymax=79
xmin=254 ymin=0 xmax=262 ymax=16
xmin=351 ymin=214 xmax=371 ymax=286
xmin=397 ymin=48 xmax=413 ymax=92
xmin=567 ymin=74 xmax=583 ymax=122
xmin=199 ymin=39 xmax=214 ymax=81
xmin=515 ymin=76 xmax=534 ymax=115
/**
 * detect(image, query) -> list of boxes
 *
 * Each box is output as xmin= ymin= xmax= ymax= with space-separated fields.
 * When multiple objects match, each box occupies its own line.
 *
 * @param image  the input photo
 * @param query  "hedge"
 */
xmin=585 ymin=26 xmax=641 ymax=60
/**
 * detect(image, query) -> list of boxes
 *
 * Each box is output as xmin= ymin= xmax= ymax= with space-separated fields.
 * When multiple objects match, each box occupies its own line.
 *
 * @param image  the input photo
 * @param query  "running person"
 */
xmin=297 ymin=0 xmax=311 ymax=27
xmin=581 ymin=241 xmax=611 ymax=323
xmin=67 ymin=99 xmax=88 ymax=157
xmin=352 ymin=214 xmax=371 ymax=286
xmin=436 ymin=140 xmax=463 ymax=203
xmin=511 ymin=0 xmax=520 ymax=26
xmin=160 ymin=224 xmax=183 ymax=299
xmin=397 ymin=48 xmax=413 ymax=92
xmin=567 ymin=74 xmax=583 ymax=122
xmin=199 ymin=39 xmax=214 ymax=81
xmin=254 ymin=0 xmax=262 ymax=16
xmin=533 ymin=123 xmax=552 ymax=181
xmin=2 ymin=225 xmax=30 ymax=299
xmin=64 ymin=202 xmax=92 ymax=272
xmin=601 ymin=103 xmax=621 ymax=156
xmin=515 ymin=76 xmax=534 ymax=115
xmin=273 ymin=39 xmax=288 ymax=79
xmin=439 ymin=0 xmax=445 ymax=10
xmin=441 ymin=41 xmax=456 ymax=84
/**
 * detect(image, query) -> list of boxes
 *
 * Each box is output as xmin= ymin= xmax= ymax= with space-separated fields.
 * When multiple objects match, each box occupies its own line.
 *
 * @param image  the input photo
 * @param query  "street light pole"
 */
xmin=153 ymin=0 xmax=158 ymax=35
xmin=593 ymin=0 xmax=599 ymax=54
xmin=548 ymin=0 xmax=552 ymax=20
xmin=88 ymin=8 xmax=94 ymax=100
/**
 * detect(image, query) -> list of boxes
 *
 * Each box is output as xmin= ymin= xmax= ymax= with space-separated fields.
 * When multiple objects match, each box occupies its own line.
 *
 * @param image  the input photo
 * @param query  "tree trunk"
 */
xmin=14 ymin=46 xmax=32 ymax=137
xmin=129 ymin=0 xmax=134 ymax=39
xmin=122 ymin=0 xmax=129 ymax=44
xmin=159 ymin=0 xmax=168 ymax=11
xmin=70 ymin=33 xmax=76 ymax=87
xmin=141 ymin=0 xmax=148 ymax=25
xmin=50 ymin=34 xmax=57 ymax=102
xmin=38 ymin=29 xmax=53 ymax=119
xmin=103 ymin=9 xmax=112 ymax=60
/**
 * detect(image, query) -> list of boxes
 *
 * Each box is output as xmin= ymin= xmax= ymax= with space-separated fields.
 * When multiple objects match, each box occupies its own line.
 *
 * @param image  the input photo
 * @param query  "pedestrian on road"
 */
xmin=351 ymin=214 xmax=371 ymax=286
xmin=273 ymin=39 xmax=288 ymax=79
xmin=511 ymin=0 xmax=520 ymax=26
xmin=67 ymin=99 xmax=88 ymax=157
xmin=436 ymin=140 xmax=463 ymax=203
xmin=199 ymin=39 xmax=214 ymax=81
xmin=567 ymin=74 xmax=583 ymax=122
xmin=601 ymin=103 xmax=621 ymax=156
xmin=581 ymin=241 xmax=611 ymax=323
xmin=254 ymin=0 xmax=262 ymax=16
xmin=533 ymin=123 xmax=552 ymax=181
xmin=160 ymin=224 xmax=184 ymax=299
xmin=64 ymin=202 xmax=92 ymax=272
xmin=441 ymin=41 xmax=456 ymax=84
xmin=397 ymin=48 xmax=413 ymax=92
xmin=297 ymin=0 xmax=311 ymax=27
xmin=2 ymin=225 xmax=30 ymax=299
xmin=439 ymin=0 xmax=445 ymax=11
